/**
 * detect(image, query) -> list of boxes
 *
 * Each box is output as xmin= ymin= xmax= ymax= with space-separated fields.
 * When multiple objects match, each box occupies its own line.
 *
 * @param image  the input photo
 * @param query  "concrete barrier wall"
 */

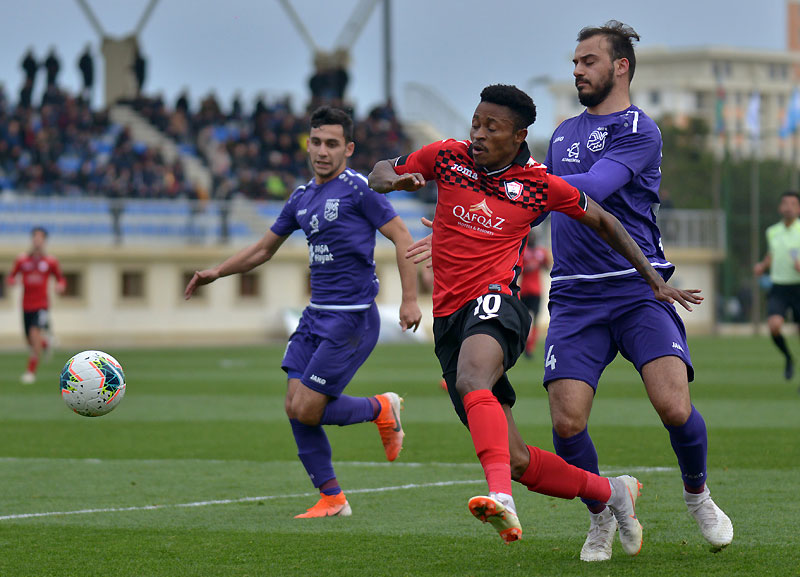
xmin=0 ymin=244 xmax=718 ymax=350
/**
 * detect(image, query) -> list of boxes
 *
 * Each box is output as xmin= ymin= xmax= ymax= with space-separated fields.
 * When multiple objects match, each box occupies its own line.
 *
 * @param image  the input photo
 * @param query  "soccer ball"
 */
xmin=60 ymin=350 xmax=126 ymax=417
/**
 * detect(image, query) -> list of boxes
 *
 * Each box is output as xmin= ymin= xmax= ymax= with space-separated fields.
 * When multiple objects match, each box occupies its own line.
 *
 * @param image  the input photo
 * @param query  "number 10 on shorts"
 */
xmin=474 ymin=294 xmax=501 ymax=320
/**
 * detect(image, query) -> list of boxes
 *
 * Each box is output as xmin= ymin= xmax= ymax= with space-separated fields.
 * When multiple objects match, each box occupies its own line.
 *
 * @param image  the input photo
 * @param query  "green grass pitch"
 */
xmin=0 ymin=336 xmax=798 ymax=576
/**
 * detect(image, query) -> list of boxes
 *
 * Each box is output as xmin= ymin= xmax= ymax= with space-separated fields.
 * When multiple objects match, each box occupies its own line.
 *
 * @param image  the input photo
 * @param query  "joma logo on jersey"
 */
xmin=449 ymin=163 xmax=478 ymax=180
xmin=452 ymin=200 xmax=505 ymax=230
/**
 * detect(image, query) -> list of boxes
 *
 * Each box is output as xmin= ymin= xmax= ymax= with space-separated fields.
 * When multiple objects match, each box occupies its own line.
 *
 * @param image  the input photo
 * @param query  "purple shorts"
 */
xmin=543 ymin=275 xmax=694 ymax=390
xmin=281 ymin=302 xmax=380 ymax=397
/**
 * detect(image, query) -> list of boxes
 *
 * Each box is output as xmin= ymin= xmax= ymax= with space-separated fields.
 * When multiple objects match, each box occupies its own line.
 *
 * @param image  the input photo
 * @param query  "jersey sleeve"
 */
xmin=49 ymin=257 xmax=66 ymax=286
xmin=393 ymin=140 xmax=448 ymax=181
xmin=545 ymin=174 xmax=588 ymax=220
xmin=8 ymin=256 xmax=22 ymax=281
xmin=358 ymin=185 xmax=398 ymax=230
xmin=603 ymin=128 xmax=660 ymax=176
xmin=269 ymin=190 xmax=302 ymax=237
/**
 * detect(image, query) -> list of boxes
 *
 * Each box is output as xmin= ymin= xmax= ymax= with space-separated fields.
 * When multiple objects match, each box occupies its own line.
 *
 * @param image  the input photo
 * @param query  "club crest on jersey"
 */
xmin=504 ymin=181 xmax=523 ymax=200
xmin=587 ymin=128 xmax=607 ymax=152
xmin=324 ymin=198 xmax=340 ymax=222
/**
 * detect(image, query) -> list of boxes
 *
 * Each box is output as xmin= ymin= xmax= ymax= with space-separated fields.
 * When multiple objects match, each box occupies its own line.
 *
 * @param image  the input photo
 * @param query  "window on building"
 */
xmin=650 ymin=91 xmax=661 ymax=106
xmin=695 ymin=92 xmax=707 ymax=110
xmin=239 ymin=273 xmax=260 ymax=298
xmin=121 ymin=271 xmax=145 ymax=299
xmin=62 ymin=272 xmax=82 ymax=298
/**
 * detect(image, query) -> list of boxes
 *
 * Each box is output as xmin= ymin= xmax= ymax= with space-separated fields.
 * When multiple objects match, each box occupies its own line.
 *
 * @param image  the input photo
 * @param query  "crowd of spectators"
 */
xmin=130 ymin=90 xmax=410 ymax=201
xmin=0 ymin=48 xmax=197 ymax=200
xmin=3 ymin=47 xmax=412 ymax=203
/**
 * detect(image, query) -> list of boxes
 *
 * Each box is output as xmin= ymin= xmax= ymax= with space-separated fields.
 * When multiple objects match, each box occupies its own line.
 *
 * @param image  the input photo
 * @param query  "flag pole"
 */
xmin=750 ymin=146 xmax=761 ymax=335
xmin=747 ymin=91 xmax=761 ymax=335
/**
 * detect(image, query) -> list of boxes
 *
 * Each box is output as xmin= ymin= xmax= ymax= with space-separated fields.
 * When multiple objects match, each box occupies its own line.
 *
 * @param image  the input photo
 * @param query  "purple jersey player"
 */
xmin=185 ymin=106 xmax=421 ymax=519
xmin=542 ymin=21 xmax=733 ymax=560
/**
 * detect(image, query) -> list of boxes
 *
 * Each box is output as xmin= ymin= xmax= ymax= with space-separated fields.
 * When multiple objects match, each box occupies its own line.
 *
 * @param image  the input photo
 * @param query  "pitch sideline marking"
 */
xmin=0 ymin=479 xmax=485 ymax=522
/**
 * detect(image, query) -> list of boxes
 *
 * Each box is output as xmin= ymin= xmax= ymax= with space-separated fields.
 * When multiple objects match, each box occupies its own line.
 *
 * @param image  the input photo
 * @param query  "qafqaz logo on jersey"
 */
xmin=504 ymin=181 xmax=523 ymax=200
xmin=309 ymin=214 xmax=320 ymax=235
xmin=324 ymin=199 xmax=340 ymax=222
xmin=587 ymin=128 xmax=607 ymax=152
xmin=452 ymin=199 xmax=506 ymax=231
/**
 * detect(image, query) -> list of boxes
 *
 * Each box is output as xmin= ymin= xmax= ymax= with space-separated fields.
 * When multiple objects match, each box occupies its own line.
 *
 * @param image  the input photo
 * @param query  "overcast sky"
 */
xmin=0 ymin=0 xmax=789 ymax=137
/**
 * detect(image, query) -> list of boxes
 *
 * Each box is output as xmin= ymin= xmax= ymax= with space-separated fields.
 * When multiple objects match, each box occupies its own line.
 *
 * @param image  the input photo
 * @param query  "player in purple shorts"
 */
xmin=543 ymin=21 xmax=733 ymax=559
xmin=185 ymin=106 xmax=421 ymax=519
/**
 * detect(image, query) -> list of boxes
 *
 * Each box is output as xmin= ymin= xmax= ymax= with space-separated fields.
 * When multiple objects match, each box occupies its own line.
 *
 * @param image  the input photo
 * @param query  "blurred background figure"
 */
xmin=7 ymin=227 xmax=66 ymax=384
xmin=520 ymin=229 xmax=552 ymax=359
xmin=753 ymin=191 xmax=800 ymax=384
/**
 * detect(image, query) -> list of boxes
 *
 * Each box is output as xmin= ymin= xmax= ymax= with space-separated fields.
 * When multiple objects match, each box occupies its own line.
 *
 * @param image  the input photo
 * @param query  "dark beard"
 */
xmin=577 ymin=69 xmax=615 ymax=108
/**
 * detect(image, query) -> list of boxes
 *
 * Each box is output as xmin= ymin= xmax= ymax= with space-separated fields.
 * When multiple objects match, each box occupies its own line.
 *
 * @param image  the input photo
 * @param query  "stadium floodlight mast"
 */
xmin=73 ymin=0 xmax=161 ymax=105
xmin=275 ymin=0 xmax=394 ymax=103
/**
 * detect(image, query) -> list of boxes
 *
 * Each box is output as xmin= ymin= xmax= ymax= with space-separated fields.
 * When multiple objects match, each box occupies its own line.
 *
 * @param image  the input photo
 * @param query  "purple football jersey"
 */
xmin=545 ymin=106 xmax=673 ymax=284
xmin=271 ymin=168 xmax=397 ymax=308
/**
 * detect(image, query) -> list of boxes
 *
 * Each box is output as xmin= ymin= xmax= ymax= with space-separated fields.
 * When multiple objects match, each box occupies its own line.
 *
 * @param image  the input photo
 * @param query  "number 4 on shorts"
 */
xmin=545 ymin=345 xmax=557 ymax=371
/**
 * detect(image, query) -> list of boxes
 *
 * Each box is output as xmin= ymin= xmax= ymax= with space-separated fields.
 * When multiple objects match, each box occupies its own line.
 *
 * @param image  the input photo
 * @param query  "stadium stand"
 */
xmin=0 ymin=76 xmax=428 ymax=245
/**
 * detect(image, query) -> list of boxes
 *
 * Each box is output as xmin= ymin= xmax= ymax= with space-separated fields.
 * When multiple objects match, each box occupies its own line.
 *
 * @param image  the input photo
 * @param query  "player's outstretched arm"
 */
xmin=368 ymin=159 xmax=426 ymax=194
xmin=578 ymin=197 xmax=703 ymax=311
xmin=380 ymin=216 xmax=422 ymax=332
xmin=184 ymin=230 xmax=288 ymax=300
xmin=753 ymin=253 xmax=771 ymax=276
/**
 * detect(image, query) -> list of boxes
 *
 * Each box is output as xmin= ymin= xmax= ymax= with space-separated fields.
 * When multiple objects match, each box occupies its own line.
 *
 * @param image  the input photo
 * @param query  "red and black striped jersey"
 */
xmin=395 ymin=139 xmax=586 ymax=316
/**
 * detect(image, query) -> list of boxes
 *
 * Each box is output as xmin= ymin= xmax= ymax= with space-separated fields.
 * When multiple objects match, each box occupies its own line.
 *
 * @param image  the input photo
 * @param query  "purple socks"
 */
xmin=665 ymin=405 xmax=708 ymax=492
xmin=290 ymin=418 xmax=336 ymax=490
xmin=552 ymin=427 xmax=603 ymax=510
xmin=320 ymin=394 xmax=378 ymax=426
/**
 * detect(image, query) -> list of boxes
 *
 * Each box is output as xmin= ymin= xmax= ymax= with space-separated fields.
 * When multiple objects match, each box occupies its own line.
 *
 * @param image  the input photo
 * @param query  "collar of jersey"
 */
xmin=467 ymin=141 xmax=531 ymax=176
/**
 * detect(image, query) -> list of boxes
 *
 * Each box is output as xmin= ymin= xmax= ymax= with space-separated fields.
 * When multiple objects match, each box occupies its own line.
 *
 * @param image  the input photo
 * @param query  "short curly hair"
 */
xmin=479 ymin=84 xmax=537 ymax=130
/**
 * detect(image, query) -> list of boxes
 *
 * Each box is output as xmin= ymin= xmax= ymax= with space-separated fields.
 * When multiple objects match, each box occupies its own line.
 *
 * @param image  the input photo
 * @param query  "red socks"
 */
xmin=463 ymin=389 xmax=512 ymax=496
xmin=27 ymin=357 xmax=38 ymax=374
xmin=518 ymin=445 xmax=611 ymax=502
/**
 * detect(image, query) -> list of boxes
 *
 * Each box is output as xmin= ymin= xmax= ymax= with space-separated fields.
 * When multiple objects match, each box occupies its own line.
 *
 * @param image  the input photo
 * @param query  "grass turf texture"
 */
xmin=0 ymin=336 xmax=798 ymax=576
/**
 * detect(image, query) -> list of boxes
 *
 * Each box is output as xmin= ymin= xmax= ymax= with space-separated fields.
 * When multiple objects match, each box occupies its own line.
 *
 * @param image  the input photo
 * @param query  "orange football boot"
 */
xmin=374 ymin=392 xmax=404 ymax=461
xmin=294 ymin=492 xmax=352 ymax=518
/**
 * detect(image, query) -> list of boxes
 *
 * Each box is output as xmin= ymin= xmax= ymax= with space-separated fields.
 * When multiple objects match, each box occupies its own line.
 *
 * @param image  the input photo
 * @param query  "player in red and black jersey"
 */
xmin=8 ymin=227 xmax=66 ymax=384
xmin=370 ymin=85 xmax=700 ymax=547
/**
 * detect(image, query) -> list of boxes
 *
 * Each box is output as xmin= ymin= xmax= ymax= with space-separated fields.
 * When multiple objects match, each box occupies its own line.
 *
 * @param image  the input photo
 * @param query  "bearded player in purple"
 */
xmin=185 ymin=106 xmax=421 ymax=519
xmin=543 ymin=21 xmax=733 ymax=560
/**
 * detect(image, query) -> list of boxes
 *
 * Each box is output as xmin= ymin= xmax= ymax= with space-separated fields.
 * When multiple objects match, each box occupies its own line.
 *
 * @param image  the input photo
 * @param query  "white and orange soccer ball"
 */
xmin=59 ymin=350 xmax=126 ymax=417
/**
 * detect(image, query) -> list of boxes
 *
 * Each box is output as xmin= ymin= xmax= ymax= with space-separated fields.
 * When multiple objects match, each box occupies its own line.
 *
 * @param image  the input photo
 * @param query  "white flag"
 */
xmin=746 ymin=92 xmax=761 ymax=140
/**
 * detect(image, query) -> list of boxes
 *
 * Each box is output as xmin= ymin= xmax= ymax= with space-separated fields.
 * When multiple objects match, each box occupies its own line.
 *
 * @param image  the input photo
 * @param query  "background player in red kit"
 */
xmin=370 ymin=84 xmax=702 ymax=548
xmin=8 ymin=227 xmax=66 ymax=384
xmin=520 ymin=230 xmax=551 ymax=359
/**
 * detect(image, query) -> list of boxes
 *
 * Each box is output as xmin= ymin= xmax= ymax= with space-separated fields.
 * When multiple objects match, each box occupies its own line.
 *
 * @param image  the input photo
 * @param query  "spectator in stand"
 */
xmin=44 ymin=47 xmax=61 ymax=88
xmin=133 ymin=46 xmax=147 ymax=96
xmin=78 ymin=44 xmax=94 ymax=101
xmin=20 ymin=48 xmax=38 ymax=110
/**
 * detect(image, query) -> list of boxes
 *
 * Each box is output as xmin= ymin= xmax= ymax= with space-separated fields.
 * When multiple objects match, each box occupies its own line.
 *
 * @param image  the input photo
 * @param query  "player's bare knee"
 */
xmin=293 ymin=404 xmax=322 ymax=426
xmin=552 ymin=417 xmax=584 ymax=439
xmin=658 ymin=404 xmax=692 ymax=427
xmin=454 ymin=374 xmax=486 ymax=398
